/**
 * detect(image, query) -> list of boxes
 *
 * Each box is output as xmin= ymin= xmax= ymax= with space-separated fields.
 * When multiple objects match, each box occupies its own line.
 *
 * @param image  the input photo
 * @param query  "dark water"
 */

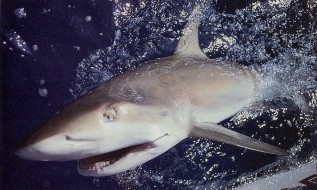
xmin=1 ymin=0 xmax=317 ymax=189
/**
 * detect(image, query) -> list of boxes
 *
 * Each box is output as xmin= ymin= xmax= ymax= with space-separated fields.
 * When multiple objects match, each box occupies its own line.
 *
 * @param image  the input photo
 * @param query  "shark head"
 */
xmin=15 ymin=99 xmax=187 ymax=176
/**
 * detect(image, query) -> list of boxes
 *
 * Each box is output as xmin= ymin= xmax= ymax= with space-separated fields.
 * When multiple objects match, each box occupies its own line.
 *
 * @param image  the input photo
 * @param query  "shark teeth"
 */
xmin=79 ymin=159 xmax=117 ymax=171
xmin=78 ymin=142 xmax=156 ymax=171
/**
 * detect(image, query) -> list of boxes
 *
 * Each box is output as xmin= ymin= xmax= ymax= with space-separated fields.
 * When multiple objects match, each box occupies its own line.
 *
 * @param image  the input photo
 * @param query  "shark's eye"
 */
xmin=103 ymin=109 xmax=116 ymax=122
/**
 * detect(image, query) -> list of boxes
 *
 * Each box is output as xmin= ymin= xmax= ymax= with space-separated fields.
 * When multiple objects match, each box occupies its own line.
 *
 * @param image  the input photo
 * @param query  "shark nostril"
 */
xmin=64 ymin=135 xmax=96 ymax=142
xmin=65 ymin=135 xmax=71 ymax=141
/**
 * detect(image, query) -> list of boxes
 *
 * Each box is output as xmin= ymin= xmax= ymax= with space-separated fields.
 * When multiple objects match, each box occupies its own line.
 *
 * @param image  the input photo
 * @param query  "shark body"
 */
xmin=16 ymin=10 xmax=287 ymax=176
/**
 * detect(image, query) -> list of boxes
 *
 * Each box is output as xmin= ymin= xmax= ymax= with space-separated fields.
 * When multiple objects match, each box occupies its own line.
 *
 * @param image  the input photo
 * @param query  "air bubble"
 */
xmin=32 ymin=45 xmax=38 ymax=51
xmin=15 ymin=8 xmax=27 ymax=18
xmin=85 ymin=16 xmax=92 ymax=22
xmin=38 ymin=88 xmax=48 ymax=97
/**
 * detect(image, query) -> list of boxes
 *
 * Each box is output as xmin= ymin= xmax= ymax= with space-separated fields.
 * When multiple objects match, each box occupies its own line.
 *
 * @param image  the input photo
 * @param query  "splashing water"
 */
xmin=71 ymin=0 xmax=317 ymax=189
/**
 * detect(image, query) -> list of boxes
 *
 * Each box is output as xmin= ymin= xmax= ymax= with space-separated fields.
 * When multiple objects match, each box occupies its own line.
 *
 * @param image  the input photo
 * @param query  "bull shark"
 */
xmin=15 ymin=9 xmax=287 ymax=177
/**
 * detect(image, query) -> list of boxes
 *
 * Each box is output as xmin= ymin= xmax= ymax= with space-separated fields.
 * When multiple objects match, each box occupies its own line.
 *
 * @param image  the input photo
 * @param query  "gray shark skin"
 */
xmin=15 ymin=8 xmax=287 ymax=177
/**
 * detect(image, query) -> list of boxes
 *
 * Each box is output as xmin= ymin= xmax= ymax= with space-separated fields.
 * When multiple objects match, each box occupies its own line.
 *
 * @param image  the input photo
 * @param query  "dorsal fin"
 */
xmin=174 ymin=6 xmax=208 ymax=60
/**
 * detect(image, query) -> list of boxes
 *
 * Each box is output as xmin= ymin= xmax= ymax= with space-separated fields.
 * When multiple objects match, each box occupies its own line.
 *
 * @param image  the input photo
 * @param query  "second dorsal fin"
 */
xmin=174 ymin=6 xmax=208 ymax=60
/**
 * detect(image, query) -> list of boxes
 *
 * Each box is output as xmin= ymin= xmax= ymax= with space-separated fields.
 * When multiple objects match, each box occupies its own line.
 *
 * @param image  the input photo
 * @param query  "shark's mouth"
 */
xmin=78 ymin=142 xmax=155 ymax=171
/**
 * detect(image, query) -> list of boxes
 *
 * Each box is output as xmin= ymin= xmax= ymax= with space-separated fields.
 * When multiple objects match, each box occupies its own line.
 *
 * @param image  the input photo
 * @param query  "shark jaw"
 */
xmin=77 ymin=133 xmax=184 ymax=176
xmin=78 ymin=142 xmax=155 ymax=174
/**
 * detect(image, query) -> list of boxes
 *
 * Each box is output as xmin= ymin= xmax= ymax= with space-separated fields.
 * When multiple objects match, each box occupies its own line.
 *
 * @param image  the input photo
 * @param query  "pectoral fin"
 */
xmin=189 ymin=122 xmax=288 ymax=156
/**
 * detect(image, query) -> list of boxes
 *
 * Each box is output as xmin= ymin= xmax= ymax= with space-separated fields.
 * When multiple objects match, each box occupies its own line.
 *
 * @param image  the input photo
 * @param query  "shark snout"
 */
xmin=15 ymin=125 xmax=162 ymax=162
xmin=15 ymin=134 xmax=90 ymax=161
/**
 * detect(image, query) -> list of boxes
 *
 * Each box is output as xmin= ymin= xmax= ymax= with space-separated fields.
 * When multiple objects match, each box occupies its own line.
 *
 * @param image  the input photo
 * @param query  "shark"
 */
xmin=15 ymin=9 xmax=287 ymax=177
